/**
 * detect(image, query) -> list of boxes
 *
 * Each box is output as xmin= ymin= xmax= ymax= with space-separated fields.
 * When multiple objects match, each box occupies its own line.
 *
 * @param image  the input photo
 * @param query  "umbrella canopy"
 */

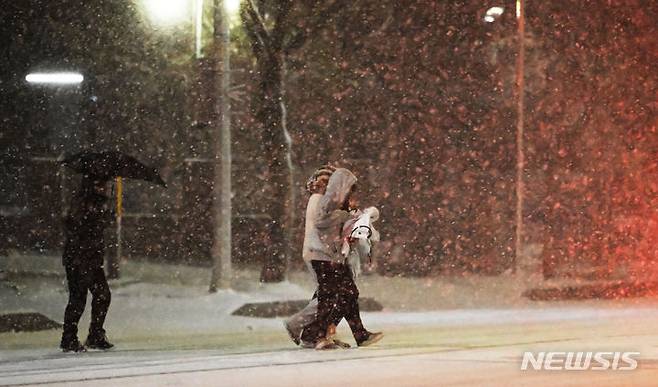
xmin=61 ymin=151 xmax=167 ymax=187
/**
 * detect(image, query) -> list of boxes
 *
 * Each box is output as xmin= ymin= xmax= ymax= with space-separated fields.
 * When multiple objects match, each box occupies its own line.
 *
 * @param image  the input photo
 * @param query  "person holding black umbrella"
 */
xmin=59 ymin=150 xmax=167 ymax=352
xmin=60 ymin=175 xmax=115 ymax=352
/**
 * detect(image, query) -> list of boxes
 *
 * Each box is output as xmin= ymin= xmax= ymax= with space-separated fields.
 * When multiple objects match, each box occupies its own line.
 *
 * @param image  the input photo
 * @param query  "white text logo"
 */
xmin=521 ymin=352 xmax=639 ymax=371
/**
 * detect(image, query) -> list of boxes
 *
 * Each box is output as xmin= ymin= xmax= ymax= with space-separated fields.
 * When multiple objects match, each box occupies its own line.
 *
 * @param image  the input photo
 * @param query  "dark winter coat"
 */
xmin=62 ymin=191 xmax=114 ymax=268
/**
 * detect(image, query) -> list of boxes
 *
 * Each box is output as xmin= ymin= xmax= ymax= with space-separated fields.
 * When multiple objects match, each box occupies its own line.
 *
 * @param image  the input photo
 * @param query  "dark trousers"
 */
xmin=62 ymin=265 xmax=111 ymax=340
xmin=300 ymin=260 xmax=368 ymax=343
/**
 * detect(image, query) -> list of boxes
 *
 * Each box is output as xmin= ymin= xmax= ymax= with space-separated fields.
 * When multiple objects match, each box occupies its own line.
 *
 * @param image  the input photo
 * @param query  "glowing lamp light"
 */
xmin=25 ymin=72 xmax=84 ymax=85
xmin=225 ymin=0 xmax=241 ymax=15
xmin=142 ymin=0 xmax=191 ymax=26
xmin=484 ymin=6 xmax=504 ymax=23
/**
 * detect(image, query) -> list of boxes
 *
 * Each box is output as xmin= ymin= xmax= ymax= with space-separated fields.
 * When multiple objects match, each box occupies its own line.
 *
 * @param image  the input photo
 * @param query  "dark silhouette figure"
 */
xmin=60 ymin=176 xmax=115 ymax=352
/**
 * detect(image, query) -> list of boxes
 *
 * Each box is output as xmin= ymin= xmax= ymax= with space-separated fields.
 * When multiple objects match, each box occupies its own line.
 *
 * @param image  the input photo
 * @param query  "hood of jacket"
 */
xmin=319 ymin=168 xmax=357 ymax=215
xmin=305 ymin=168 xmax=358 ymax=263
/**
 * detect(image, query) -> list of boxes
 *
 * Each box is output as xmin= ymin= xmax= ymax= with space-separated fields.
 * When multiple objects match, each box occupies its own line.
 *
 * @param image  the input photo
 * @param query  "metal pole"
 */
xmin=109 ymin=176 xmax=123 ymax=279
xmin=514 ymin=0 xmax=525 ymax=271
xmin=209 ymin=0 xmax=232 ymax=291
xmin=195 ymin=0 xmax=205 ymax=59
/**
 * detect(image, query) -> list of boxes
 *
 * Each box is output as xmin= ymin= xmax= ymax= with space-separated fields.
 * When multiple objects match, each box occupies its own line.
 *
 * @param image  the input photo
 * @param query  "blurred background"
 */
xmin=1 ymin=0 xmax=656 ymax=288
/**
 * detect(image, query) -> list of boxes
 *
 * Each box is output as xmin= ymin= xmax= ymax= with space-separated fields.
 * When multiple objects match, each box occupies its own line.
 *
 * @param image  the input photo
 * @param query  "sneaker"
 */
xmin=283 ymin=320 xmax=301 ymax=345
xmin=60 ymin=337 xmax=86 ymax=353
xmin=357 ymin=331 xmax=384 ymax=347
xmin=85 ymin=333 xmax=114 ymax=350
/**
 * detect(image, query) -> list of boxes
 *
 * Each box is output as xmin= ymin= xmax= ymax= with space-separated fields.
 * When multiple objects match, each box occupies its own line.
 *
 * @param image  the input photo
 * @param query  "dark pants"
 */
xmin=62 ymin=265 xmax=111 ymax=340
xmin=300 ymin=260 xmax=368 ymax=344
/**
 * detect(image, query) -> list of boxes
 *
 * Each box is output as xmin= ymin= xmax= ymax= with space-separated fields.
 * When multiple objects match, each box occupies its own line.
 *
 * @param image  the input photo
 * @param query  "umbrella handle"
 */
xmin=116 ymin=177 xmax=123 ymax=217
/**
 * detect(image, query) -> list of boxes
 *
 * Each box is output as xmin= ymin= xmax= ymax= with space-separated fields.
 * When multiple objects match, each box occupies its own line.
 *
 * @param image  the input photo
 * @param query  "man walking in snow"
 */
xmin=60 ymin=176 xmax=115 ymax=352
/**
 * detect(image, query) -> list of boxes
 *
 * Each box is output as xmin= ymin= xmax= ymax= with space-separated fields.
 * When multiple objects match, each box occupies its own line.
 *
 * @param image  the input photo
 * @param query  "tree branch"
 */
xmin=282 ymin=0 xmax=344 ymax=54
xmin=244 ymin=0 xmax=270 ymax=50
xmin=271 ymin=0 xmax=293 ymax=51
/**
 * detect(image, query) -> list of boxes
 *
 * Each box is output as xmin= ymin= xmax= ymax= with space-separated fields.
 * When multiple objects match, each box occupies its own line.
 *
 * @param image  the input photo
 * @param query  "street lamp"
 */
xmin=484 ymin=6 xmax=504 ymax=23
xmin=514 ymin=0 xmax=525 ymax=272
xmin=225 ymin=0 xmax=240 ymax=16
xmin=141 ymin=0 xmax=237 ymax=290
xmin=25 ymin=72 xmax=84 ymax=85
xmin=481 ymin=3 xmax=525 ymax=272
xmin=209 ymin=0 xmax=234 ymax=292
xmin=140 ymin=0 xmax=191 ymax=27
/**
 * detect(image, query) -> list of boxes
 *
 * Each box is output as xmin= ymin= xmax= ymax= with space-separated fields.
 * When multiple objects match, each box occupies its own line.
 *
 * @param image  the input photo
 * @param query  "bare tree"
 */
xmin=241 ymin=0 xmax=343 ymax=282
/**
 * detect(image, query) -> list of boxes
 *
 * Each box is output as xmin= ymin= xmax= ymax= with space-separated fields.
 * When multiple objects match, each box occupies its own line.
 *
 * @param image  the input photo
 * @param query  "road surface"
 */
xmin=1 ymin=309 xmax=657 ymax=386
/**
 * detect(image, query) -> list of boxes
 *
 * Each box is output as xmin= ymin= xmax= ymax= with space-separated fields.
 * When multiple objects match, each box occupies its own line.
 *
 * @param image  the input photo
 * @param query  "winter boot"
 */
xmin=315 ymin=323 xmax=340 ymax=350
xmin=60 ymin=336 xmax=86 ymax=353
xmin=300 ymin=340 xmax=317 ymax=349
xmin=314 ymin=338 xmax=340 ymax=350
xmin=332 ymin=339 xmax=351 ymax=349
xmin=85 ymin=332 xmax=114 ymax=350
xmin=357 ymin=331 xmax=384 ymax=347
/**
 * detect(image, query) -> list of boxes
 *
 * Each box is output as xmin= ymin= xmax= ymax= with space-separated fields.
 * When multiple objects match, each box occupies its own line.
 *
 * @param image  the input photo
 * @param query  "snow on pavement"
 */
xmin=2 ymin=314 xmax=658 ymax=386
xmin=3 ymin=262 xmax=658 ymax=385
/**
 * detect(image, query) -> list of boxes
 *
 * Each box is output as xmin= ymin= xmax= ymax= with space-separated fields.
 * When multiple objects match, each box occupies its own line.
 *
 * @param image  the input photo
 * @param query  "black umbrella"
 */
xmin=61 ymin=151 xmax=167 ymax=187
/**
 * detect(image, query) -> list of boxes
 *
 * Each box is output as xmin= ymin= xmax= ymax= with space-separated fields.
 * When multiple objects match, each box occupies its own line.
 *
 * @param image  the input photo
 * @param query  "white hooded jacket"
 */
xmin=306 ymin=168 xmax=358 ymax=263
xmin=302 ymin=193 xmax=324 ymax=264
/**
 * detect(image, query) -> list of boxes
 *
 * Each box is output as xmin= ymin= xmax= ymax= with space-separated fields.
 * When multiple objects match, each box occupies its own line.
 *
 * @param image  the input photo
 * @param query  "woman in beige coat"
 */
xmin=299 ymin=168 xmax=382 ymax=349
xmin=284 ymin=166 xmax=335 ymax=347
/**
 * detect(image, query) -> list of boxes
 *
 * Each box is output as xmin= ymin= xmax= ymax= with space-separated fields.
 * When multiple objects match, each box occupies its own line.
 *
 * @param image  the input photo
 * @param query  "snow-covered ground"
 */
xmin=2 ymin=310 xmax=658 ymax=386
xmin=2 ymin=259 xmax=658 ymax=386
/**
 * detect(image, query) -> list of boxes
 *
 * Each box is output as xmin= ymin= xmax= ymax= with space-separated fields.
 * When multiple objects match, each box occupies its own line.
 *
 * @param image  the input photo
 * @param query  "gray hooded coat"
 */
xmin=306 ymin=168 xmax=358 ymax=263
xmin=284 ymin=169 xmax=357 ymax=342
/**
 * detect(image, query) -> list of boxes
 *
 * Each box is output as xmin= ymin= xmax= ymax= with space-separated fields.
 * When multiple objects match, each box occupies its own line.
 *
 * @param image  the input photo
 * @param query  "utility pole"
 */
xmin=109 ymin=176 xmax=123 ymax=279
xmin=209 ymin=0 xmax=232 ymax=292
xmin=514 ymin=0 xmax=525 ymax=272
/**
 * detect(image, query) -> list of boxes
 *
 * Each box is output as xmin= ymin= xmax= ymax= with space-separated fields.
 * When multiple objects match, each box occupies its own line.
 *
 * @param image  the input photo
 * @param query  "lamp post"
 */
xmin=514 ymin=0 xmax=525 ymax=272
xmin=140 ymin=0 xmax=237 ymax=290
xmin=483 ymin=2 xmax=525 ymax=272
xmin=209 ymin=0 xmax=234 ymax=292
